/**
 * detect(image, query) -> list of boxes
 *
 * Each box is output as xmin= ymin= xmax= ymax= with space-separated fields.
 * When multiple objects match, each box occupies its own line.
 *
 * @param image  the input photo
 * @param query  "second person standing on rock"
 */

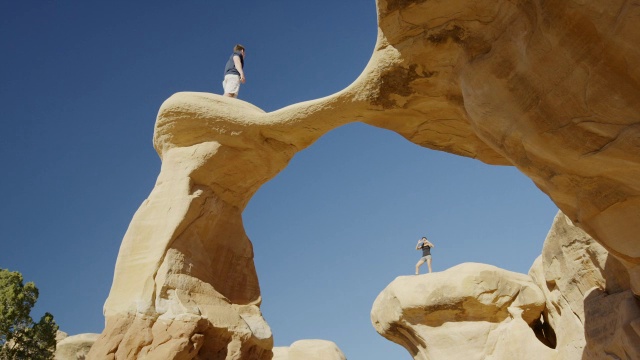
xmin=415 ymin=237 xmax=434 ymax=274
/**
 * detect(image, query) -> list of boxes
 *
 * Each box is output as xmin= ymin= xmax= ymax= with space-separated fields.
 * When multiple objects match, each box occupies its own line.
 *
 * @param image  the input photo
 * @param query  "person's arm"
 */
xmin=426 ymin=240 xmax=434 ymax=247
xmin=416 ymin=239 xmax=424 ymax=250
xmin=233 ymin=55 xmax=245 ymax=83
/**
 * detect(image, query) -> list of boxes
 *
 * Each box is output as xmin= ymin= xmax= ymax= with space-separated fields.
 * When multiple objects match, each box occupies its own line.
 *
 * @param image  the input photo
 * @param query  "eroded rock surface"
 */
xmin=371 ymin=263 xmax=554 ymax=360
xmin=372 ymin=212 xmax=640 ymax=359
xmin=55 ymin=333 xmax=100 ymax=360
xmin=90 ymin=0 xmax=640 ymax=358
xmin=529 ymin=212 xmax=640 ymax=360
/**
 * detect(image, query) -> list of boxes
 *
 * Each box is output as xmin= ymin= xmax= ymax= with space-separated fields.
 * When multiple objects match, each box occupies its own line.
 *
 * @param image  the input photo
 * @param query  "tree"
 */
xmin=0 ymin=269 xmax=58 ymax=360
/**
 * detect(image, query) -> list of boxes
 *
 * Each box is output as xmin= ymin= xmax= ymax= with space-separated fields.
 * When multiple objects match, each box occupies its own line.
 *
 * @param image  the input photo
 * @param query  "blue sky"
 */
xmin=0 ymin=2 xmax=558 ymax=359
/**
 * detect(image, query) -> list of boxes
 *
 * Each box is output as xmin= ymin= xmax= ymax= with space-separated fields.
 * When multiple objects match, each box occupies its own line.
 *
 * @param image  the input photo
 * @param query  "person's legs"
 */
xmin=222 ymin=75 xmax=240 ymax=97
xmin=426 ymin=255 xmax=432 ymax=273
xmin=415 ymin=257 xmax=426 ymax=275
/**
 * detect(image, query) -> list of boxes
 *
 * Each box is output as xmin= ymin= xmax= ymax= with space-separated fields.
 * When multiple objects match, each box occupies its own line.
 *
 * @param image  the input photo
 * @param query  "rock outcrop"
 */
xmin=272 ymin=340 xmax=346 ymax=360
xmin=55 ymin=333 xmax=100 ymax=360
xmin=89 ymin=0 xmax=640 ymax=358
xmin=372 ymin=212 xmax=640 ymax=359
xmin=529 ymin=212 xmax=640 ymax=359
xmin=371 ymin=263 xmax=554 ymax=360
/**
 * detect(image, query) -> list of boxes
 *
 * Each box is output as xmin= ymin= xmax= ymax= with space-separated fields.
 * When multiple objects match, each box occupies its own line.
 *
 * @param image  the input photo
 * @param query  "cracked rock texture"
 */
xmin=529 ymin=212 xmax=640 ymax=360
xmin=89 ymin=0 xmax=640 ymax=358
xmin=372 ymin=212 xmax=640 ymax=359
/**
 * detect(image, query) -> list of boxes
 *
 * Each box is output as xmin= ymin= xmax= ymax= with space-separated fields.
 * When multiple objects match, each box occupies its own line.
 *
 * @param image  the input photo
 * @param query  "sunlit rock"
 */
xmin=55 ymin=333 xmax=100 ymax=360
xmin=89 ymin=0 xmax=640 ymax=358
xmin=529 ymin=212 xmax=640 ymax=360
xmin=371 ymin=263 xmax=554 ymax=360
xmin=372 ymin=212 xmax=640 ymax=359
xmin=272 ymin=340 xmax=346 ymax=360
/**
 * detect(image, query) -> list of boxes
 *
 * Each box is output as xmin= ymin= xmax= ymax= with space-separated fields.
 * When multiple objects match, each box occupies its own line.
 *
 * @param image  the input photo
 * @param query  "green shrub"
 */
xmin=0 ymin=269 xmax=58 ymax=360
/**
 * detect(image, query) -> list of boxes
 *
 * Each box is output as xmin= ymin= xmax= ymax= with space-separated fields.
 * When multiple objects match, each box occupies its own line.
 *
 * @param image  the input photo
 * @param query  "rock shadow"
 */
xmin=581 ymin=254 xmax=640 ymax=359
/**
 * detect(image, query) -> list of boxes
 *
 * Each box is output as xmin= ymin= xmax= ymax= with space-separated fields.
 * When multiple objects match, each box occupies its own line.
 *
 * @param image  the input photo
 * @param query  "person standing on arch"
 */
xmin=415 ymin=236 xmax=434 ymax=274
xmin=222 ymin=44 xmax=246 ymax=98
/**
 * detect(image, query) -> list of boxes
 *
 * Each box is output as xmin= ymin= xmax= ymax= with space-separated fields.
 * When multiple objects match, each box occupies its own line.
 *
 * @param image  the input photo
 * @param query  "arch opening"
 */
xmin=243 ymin=122 xmax=559 ymax=358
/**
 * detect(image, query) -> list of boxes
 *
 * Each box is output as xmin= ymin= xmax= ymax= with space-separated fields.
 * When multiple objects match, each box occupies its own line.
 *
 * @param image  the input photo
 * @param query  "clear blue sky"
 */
xmin=0 ymin=2 xmax=558 ymax=359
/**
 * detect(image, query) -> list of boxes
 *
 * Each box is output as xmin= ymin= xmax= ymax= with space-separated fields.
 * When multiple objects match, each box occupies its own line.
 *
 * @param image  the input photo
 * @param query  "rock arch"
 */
xmin=88 ymin=0 xmax=640 ymax=358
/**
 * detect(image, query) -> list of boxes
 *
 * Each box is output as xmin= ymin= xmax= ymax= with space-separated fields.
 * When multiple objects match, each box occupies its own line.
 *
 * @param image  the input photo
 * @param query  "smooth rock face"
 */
xmin=271 ymin=347 xmax=289 ymax=360
xmin=272 ymin=340 xmax=346 ymax=360
xmin=373 ymin=212 xmax=640 ymax=359
xmin=55 ymin=333 xmax=100 ymax=360
xmin=371 ymin=263 xmax=554 ymax=360
xmin=90 ymin=0 xmax=640 ymax=358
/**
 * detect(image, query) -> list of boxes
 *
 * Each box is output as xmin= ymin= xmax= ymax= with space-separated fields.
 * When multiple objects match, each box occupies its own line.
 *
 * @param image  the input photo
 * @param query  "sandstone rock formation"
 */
xmin=372 ymin=263 xmax=555 ymax=359
xmin=55 ymin=333 xmax=100 ymax=360
xmin=529 ymin=212 xmax=640 ymax=359
xmin=89 ymin=0 xmax=640 ymax=358
xmin=372 ymin=212 xmax=640 ymax=359
xmin=57 ymin=330 xmax=69 ymax=342
xmin=272 ymin=340 xmax=346 ymax=360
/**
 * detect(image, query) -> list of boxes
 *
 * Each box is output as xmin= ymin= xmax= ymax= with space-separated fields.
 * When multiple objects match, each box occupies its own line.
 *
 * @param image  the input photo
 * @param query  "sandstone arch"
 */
xmin=88 ymin=0 xmax=640 ymax=358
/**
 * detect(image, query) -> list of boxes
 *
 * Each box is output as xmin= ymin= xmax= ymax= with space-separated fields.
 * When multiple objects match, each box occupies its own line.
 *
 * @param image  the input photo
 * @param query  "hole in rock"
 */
xmin=530 ymin=311 xmax=558 ymax=349
xmin=243 ymin=123 xmax=558 ymax=359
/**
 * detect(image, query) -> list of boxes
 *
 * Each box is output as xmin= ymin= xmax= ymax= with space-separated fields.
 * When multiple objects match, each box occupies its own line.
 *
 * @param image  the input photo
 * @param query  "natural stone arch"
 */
xmin=88 ymin=0 xmax=640 ymax=358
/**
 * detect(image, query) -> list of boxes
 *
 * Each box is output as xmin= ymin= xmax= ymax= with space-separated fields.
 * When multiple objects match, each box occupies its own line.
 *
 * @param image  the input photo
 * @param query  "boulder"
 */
xmin=55 ymin=333 xmax=100 ymax=360
xmin=372 ymin=212 xmax=640 ymax=359
xmin=371 ymin=263 xmax=554 ymax=360
xmin=272 ymin=340 xmax=346 ymax=360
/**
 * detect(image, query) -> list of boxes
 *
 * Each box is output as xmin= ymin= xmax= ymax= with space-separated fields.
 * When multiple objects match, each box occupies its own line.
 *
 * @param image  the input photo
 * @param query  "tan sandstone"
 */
xmin=371 ymin=263 xmax=554 ymax=360
xmin=55 ymin=333 xmax=100 ymax=360
xmin=89 ymin=0 xmax=640 ymax=358
xmin=372 ymin=211 xmax=640 ymax=359
xmin=529 ymin=212 xmax=640 ymax=359
xmin=272 ymin=340 xmax=346 ymax=360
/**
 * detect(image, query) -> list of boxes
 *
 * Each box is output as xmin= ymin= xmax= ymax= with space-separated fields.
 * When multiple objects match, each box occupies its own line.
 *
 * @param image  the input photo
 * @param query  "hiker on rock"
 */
xmin=415 ymin=237 xmax=434 ymax=274
xmin=222 ymin=44 xmax=246 ymax=98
